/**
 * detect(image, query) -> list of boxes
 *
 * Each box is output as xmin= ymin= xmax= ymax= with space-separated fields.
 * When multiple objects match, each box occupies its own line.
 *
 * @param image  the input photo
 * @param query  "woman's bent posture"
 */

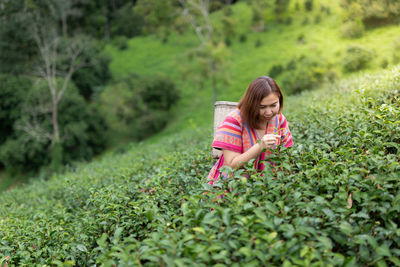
xmin=208 ymin=76 xmax=294 ymax=185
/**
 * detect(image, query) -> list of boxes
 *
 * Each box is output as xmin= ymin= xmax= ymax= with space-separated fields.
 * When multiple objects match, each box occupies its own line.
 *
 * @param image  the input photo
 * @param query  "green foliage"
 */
xmin=304 ymin=0 xmax=313 ymax=11
xmin=268 ymin=64 xmax=284 ymax=77
xmin=1 ymin=67 xmax=399 ymax=265
xmin=0 ymin=81 xmax=107 ymax=172
xmin=340 ymin=0 xmax=400 ymax=28
xmin=71 ymin=41 xmax=111 ymax=101
xmin=221 ymin=9 xmax=238 ymax=46
xmin=0 ymin=74 xmax=32 ymax=143
xmin=111 ymin=2 xmax=143 ymax=38
xmin=254 ymin=38 xmax=263 ymax=48
xmin=274 ymin=0 xmax=290 ymax=22
xmin=393 ymin=38 xmax=400 ymax=65
xmin=238 ymin=33 xmax=247 ymax=43
xmin=100 ymin=75 xmax=180 ymax=141
xmin=0 ymin=2 xmax=37 ymax=74
xmin=340 ymin=20 xmax=365 ymax=39
xmin=279 ymin=55 xmax=336 ymax=95
xmin=342 ymin=45 xmax=375 ymax=72
xmin=133 ymin=0 xmax=179 ymax=36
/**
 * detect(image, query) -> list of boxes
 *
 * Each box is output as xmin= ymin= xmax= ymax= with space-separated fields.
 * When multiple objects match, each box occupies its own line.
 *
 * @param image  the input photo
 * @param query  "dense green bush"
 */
xmin=100 ymin=75 xmax=180 ymax=141
xmin=393 ymin=38 xmax=400 ymax=64
xmin=0 ymin=67 xmax=399 ymax=266
xmin=0 ymin=74 xmax=32 ymax=144
xmin=340 ymin=20 xmax=365 ymax=39
xmin=0 ymin=80 xmax=107 ymax=172
xmin=110 ymin=2 xmax=143 ymax=38
xmin=71 ymin=41 xmax=111 ymax=101
xmin=268 ymin=64 xmax=284 ymax=78
xmin=340 ymin=0 xmax=400 ymax=28
xmin=342 ymin=45 xmax=375 ymax=72
xmin=279 ymin=56 xmax=334 ymax=95
xmin=304 ymin=0 xmax=313 ymax=11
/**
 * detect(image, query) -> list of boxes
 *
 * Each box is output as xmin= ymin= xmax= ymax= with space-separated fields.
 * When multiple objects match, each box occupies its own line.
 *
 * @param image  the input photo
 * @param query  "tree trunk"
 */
xmin=103 ymin=7 xmax=110 ymax=41
xmin=51 ymin=94 xmax=62 ymax=171
xmin=62 ymin=15 xmax=68 ymax=37
xmin=211 ymin=60 xmax=217 ymax=104
xmin=51 ymin=94 xmax=60 ymax=144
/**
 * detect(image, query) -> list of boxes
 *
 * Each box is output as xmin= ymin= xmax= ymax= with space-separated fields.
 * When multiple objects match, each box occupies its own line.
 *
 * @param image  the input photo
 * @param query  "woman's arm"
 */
xmin=223 ymin=134 xmax=279 ymax=169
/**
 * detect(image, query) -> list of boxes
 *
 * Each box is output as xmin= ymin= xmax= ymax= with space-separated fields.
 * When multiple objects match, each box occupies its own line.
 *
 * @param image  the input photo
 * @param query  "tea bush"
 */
xmin=340 ymin=21 xmax=364 ymax=39
xmin=0 ymin=67 xmax=399 ymax=266
xmin=342 ymin=45 xmax=375 ymax=72
xmin=280 ymin=56 xmax=333 ymax=95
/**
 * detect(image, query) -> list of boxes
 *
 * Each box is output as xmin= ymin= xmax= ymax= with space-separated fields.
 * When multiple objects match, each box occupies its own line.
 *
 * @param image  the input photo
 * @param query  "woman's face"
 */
xmin=259 ymin=93 xmax=280 ymax=122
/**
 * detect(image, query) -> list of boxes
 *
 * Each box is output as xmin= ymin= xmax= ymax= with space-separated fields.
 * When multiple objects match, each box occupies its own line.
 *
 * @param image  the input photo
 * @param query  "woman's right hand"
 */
xmin=260 ymin=134 xmax=280 ymax=150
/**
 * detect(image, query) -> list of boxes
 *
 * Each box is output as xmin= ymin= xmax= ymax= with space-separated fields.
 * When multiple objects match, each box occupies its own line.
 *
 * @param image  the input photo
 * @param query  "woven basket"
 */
xmin=212 ymin=101 xmax=238 ymax=159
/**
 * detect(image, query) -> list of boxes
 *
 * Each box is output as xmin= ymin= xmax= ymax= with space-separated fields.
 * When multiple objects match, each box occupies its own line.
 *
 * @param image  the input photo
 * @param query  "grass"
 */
xmin=104 ymin=0 xmax=400 ymax=138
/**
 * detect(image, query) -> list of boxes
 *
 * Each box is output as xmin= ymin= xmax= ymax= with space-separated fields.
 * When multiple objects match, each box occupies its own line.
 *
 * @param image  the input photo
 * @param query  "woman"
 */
xmin=207 ymin=76 xmax=293 ymax=185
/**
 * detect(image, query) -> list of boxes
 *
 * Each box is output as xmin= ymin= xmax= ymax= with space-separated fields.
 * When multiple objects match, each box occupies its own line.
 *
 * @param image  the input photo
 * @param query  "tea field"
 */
xmin=0 ymin=66 xmax=399 ymax=266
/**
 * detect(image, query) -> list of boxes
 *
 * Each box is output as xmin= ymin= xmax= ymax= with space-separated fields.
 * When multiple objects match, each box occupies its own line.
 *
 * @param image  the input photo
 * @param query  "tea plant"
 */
xmin=0 ymin=67 xmax=399 ymax=266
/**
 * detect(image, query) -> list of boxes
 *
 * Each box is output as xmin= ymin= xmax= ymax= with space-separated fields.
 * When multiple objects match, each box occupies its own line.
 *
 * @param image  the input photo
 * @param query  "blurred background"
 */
xmin=0 ymin=0 xmax=399 ymax=190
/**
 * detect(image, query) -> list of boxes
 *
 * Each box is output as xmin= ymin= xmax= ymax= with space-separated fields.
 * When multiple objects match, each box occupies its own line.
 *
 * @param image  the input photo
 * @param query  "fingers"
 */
xmin=262 ymin=134 xmax=280 ymax=142
xmin=261 ymin=134 xmax=280 ymax=148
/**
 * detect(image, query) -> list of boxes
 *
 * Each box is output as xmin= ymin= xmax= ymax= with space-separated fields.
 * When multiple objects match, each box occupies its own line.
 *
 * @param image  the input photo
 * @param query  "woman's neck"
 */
xmin=256 ymin=120 xmax=268 ymax=130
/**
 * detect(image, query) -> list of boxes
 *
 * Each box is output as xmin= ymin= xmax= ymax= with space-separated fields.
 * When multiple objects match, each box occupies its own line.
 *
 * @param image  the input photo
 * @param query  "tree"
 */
xmin=179 ymin=0 xmax=230 ymax=104
xmin=0 ymin=0 xmax=37 ymax=74
xmin=134 ymin=0 xmax=180 ymax=41
xmin=274 ymin=0 xmax=290 ymax=22
xmin=100 ymin=75 xmax=180 ymax=142
xmin=26 ymin=8 xmax=90 ymax=170
xmin=340 ymin=0 xmax=400 ymax=28
xmin=0 ymin=74 xmax=32 ymax=144
xmin=0 ymin=81 xmax=107 ymax=172
xmin=46 ymin=0 xmax=85 ymax=37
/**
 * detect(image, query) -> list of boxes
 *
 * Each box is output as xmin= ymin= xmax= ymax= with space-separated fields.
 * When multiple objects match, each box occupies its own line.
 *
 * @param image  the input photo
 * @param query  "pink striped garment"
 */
xmin=207 ymin=109 xmax=293 ymax=185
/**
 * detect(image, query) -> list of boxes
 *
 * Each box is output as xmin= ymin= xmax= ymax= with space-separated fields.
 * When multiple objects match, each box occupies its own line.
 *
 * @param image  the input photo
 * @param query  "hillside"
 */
xmin=0 ymin=65 xmax=399 ymax=265
xmin=1 ymin=0 xmax=400 ymax=265
xmin=105 ymin=0 xmax=400 ymax=137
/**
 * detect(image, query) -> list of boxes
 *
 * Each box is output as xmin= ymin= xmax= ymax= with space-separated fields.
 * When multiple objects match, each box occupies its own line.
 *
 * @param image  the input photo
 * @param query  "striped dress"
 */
xmin=207 ymin=109 xmax=293 ymax=185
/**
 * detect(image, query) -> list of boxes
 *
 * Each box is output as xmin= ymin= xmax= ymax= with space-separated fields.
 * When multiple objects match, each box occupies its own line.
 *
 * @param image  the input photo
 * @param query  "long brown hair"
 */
xmin=238 ymin=76 xmax=284 ymax=129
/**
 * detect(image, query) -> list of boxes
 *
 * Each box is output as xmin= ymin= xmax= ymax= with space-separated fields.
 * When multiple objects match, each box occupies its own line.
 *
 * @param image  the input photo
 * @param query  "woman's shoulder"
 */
xmin=226 ymin=108 xmax=243 ymax=123
xmin=278 ymin=113 xmax=290 ymax=127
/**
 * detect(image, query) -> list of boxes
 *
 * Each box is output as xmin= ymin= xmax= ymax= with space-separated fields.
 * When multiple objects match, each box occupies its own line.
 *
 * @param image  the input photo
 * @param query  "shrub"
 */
xmin=100 ymin=75 xmax=180 ymax=141
xmin=280 ymin=55 xmax=332 ymax=94
xmin=305 ymin=0 xmax=313 ymax=11
xmin=314 ymin=15 xmax=321 ymax=24
xmin=381 ymin=58 xmax=389 ymax=68
xmin=110 ymin=2 xmax=143 ymax=38
xmin=0 ymin=80 xmax=107 ymax=172
xmin=71 ymin=41 xmax=111 ymax=101
xmin=297 ymin=33 xmax=305 ymax=43
xmin=111 ymin=36 xmax=129 ymax=50
xmin=342 ymin=45 xmax=374 ymax=72
xmin=268 ymin=64 xmax=284 ymax=77
xmin=284 ymin=17 xmax=292 ymax=25
xmin=0 ymin=74 xmax=32 ymax=144
xmin=393 ymin=38 xmax=400 ymax=64
xmin=238 ymin=34 xmax=247 ymax=43
xmin=340 ymin=20 xmax=365 ymax=39
xmin=341 ymin=0 xmax=400 ymax=28
xmin=1 ymin=67 xmax=399 ymax=266
xmin=254 ymin=38 xmax=262 ymax=48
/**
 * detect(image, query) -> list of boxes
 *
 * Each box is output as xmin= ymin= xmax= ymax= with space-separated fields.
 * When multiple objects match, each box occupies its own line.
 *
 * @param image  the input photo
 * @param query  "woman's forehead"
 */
xmin=260 ymin=94 xmax=279 ymax=105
